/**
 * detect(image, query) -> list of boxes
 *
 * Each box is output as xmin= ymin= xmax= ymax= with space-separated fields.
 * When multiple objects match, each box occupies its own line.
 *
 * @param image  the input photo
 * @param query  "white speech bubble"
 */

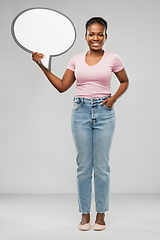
xmin=11 ymin=7 xmax=76 ymax=71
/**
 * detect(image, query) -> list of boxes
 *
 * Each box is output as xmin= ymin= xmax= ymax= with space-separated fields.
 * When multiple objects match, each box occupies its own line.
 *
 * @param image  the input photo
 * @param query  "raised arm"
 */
xmin=32 ymin=52 xmax=75 ymax=93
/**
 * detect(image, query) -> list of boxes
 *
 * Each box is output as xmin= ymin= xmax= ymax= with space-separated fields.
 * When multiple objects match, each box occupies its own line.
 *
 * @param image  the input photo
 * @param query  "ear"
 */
xmin=85 ymin=34 xmax=87 ymax=41
xmin=105 ymin=34 xmax=108 ymax=41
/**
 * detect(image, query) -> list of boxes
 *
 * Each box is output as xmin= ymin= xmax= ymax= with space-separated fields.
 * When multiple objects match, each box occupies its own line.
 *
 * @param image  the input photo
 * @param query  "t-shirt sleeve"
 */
xmin=67 ymin=56 xmax=76 ymax=72
xmin=112 ymin=54 xmax=124 ymax=73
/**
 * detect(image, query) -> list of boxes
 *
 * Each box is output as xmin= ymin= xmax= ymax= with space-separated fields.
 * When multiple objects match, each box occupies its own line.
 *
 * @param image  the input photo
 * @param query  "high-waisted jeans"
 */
xmin=71 ymin=96 xmax=116 ymax=214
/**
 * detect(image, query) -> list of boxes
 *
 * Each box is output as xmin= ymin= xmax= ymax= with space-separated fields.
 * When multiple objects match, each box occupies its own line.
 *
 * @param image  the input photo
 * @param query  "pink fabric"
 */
xmin=67 ymin=51 xmax=124 ymax=98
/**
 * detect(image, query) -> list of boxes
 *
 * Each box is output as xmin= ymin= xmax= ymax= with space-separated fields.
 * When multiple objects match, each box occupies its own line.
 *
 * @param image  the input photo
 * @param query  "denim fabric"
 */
xmin=71 ymin=96 xmax=116 ymax=214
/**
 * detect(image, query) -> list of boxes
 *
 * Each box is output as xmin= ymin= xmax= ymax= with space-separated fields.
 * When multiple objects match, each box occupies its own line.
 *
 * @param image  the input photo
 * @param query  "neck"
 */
xmin=87 ymin=49 xmax=104 ymax=57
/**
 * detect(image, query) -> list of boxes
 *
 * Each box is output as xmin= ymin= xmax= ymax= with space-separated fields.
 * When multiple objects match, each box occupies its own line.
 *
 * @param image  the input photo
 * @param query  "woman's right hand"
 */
xmin=31 ymin=51 xmax=76 ymax=93
xmin=32 ymin=52 xmax=44 ymax=65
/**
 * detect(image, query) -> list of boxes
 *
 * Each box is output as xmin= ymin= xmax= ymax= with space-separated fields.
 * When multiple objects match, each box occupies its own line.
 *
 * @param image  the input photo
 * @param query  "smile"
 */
xmin=92 ymin=43 xmax=100 ymax=46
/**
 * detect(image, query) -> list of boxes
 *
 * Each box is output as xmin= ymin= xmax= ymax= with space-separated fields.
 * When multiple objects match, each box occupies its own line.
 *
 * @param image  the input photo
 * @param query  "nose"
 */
xmin=93 ymin=34 xmax=99 ymax=40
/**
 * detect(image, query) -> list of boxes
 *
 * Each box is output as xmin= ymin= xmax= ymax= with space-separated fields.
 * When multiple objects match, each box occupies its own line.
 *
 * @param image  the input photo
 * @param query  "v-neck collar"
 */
xmin=84 ymin=51 xmax=105 ymax=67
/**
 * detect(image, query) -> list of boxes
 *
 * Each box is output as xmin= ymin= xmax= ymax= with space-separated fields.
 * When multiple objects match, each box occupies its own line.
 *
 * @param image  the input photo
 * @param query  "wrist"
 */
xmin=111 ymin=95 xmax=117 ymax=103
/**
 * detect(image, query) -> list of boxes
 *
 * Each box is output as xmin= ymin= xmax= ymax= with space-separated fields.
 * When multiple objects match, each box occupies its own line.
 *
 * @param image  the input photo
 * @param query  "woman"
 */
xmin=32 ymin=17 xmax=129 ymax=231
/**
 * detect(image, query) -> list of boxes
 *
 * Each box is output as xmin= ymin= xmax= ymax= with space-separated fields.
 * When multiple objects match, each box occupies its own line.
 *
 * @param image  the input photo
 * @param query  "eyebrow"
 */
xmin=88 ymin=31 xmax=104 ymax=33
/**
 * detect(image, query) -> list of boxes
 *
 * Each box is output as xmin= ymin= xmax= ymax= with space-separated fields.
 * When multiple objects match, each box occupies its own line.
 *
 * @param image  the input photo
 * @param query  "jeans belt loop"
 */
xmin=81 ymin=98 xmax=83 ymax=106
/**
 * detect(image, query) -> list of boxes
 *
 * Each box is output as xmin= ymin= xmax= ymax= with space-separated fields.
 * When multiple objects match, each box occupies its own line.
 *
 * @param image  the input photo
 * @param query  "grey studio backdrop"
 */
xmin=0 ymin=0 xmax=160 ymax=194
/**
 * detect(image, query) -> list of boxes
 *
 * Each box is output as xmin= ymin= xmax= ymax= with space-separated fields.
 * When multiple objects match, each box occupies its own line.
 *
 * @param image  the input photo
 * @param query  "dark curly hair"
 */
xmin=85 ymin=17 xmax=108 ymax=35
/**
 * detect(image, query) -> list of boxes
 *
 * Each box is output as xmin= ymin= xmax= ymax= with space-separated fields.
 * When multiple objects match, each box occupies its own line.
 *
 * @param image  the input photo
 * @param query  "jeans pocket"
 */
xmin=104 ymin=104 xmax=113 ymax=110
xmin=72 ymin=101 xmax=81 ymax=111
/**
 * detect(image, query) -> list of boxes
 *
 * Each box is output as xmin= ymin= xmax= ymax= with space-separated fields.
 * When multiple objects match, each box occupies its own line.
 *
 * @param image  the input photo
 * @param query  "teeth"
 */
xmin=93 ymin=43 xmax=99 ymax=46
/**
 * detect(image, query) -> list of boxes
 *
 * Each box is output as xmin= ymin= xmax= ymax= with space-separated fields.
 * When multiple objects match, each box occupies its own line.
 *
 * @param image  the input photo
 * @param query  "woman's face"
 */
xmin=85 ymin=22 xmax=107 ymax=51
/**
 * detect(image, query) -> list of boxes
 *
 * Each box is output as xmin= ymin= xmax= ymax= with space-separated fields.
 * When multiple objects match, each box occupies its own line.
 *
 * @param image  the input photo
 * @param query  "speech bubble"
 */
xmin=11 ymin=7 xmax=76 ymax=71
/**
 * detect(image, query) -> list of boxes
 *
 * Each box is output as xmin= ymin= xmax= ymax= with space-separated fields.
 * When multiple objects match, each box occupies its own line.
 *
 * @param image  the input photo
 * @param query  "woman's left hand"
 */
xmin=101 ymin=96 xmax=116 ymax=108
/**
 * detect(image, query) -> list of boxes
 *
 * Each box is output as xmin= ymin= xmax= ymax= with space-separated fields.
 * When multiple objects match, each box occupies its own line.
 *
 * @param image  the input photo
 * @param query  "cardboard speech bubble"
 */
xmin=11 ymin=7 xmax=76 ymax=71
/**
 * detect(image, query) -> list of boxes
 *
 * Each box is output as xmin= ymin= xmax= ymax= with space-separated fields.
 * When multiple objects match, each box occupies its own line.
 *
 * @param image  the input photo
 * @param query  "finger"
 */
xmin=101 ymin=99 xmax=108 ymax=105
xmin=39 ymin=54 xmax=44 ymax=59
xmin=36 ymin=53 xmax=44 ymax=59
xmin=33 ymin=52 xmax=37 ymax=57
xmin=107 ymin=103 xmax=111 ymax=108
xmin=33 ymin=56 xmax=38 ymax=63
xmin=32 ymin=52 xmax=44 ymax=59
xmin=106 ymin=100 xmax=111 ymax=108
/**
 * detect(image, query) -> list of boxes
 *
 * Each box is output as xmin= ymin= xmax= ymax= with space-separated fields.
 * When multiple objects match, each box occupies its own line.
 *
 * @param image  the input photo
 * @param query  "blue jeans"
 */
xmin=71 ymin=96 xmax=116 ymax=214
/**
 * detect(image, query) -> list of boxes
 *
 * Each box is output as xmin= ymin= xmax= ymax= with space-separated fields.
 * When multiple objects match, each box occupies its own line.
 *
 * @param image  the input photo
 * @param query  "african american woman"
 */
xmin=32 ymin=17 xmax=129 ymax=231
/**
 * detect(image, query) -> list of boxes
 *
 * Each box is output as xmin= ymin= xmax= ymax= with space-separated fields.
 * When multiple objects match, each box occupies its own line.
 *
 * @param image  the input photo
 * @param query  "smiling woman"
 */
xmin=85 ymin=17 xmax=107 ymax=54
xmin=32 ymin=16 xmax=129 ymax=232
xmin=85 ymin=23 xmax=107 ymax=66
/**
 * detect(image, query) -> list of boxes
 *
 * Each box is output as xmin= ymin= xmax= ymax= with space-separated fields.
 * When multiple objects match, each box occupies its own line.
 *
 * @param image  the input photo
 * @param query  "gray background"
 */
xmin=0 ymin=0 xmax=160 ymax=194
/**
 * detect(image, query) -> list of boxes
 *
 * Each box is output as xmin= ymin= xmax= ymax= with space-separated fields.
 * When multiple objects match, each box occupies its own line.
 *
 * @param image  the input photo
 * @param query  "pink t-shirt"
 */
xmin=67 ymin=51 xmax=124 ymax=98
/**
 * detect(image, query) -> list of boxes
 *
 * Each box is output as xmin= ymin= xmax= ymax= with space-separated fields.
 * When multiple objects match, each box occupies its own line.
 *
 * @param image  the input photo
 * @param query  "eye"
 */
xmin=89 ymin=33 xmax=93 ymax=36
xmin=99 ymin=33 xmax=104 ymax=37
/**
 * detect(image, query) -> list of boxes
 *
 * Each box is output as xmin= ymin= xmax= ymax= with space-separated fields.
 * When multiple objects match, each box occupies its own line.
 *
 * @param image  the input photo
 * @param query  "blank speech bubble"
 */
xmin=11 ymin=7 xmax=76 ymax=71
